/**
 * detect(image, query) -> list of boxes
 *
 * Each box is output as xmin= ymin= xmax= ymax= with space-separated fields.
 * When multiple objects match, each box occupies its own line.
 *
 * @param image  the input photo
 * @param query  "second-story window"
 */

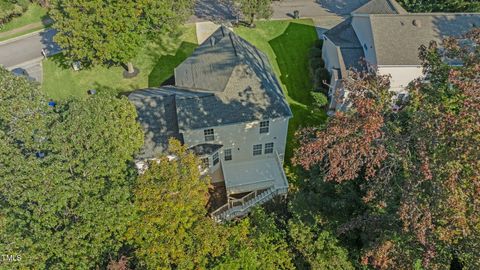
xmin=264 ymin=142 xmax=274 ymax=154
xmin=259 ymin=120 xmax=269 ymax=134
xmin=253 ymin=144 xmax=262 ymax=156
xmin=224 ymin=149 xmax=232 ymax=161
xmin=213 ymin=152 xmax=219 ymax=165
xmin=204 ymin=129 xmax=214 ymax=141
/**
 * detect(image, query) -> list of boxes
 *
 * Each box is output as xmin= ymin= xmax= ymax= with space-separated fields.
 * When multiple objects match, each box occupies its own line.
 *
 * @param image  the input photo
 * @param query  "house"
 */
xmin=322 ymin=0 xmax=480 ymax=112
xmin=128 ymin=27 xmax=292 ymax=222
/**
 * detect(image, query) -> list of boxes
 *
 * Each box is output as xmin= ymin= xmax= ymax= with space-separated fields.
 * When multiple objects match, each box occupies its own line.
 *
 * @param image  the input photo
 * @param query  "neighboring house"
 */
xmin=322 ymin=0 xmax=480 ymax=112
xmin=128 ymin=27 xmax=292 ymax=222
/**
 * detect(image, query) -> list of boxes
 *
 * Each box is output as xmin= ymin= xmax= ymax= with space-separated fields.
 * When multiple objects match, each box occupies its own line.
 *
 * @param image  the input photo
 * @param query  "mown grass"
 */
xmin=42 ymin=25 xmax=197 ymax=99
xmin=235 ymin=19 xmax=327 ymax=161
xmin=0 ymin=3 xmax=49 ymax=34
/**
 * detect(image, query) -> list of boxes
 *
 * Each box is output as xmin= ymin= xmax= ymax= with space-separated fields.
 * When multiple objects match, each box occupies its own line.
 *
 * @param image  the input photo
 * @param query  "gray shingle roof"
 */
xmin=129 ymin=27 xmax=292 ymax=159
xmin=352 ymin=0 xmax=407 ymax=15
xmin=189 ymin=143 xmax=223 ymax=156
xmin=370 ymin=14 xmax=480 ymax=65
xmin=324 ymin=18 xmax=366 ymax=74
xmin=128 ymin=88 xmax=183 ymax=159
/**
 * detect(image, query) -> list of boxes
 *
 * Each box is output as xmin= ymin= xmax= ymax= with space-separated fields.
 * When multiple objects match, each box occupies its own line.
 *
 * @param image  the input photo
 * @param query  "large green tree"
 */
xmin=293 ymin=28 xmax=480 ymax=269
xmin=0 ymin=67 xmax=144 ymax=268
xmin=50 ymin=0 xmax=195 ymax=74
xmin=235 ymin=0 xmax=273 ymax=27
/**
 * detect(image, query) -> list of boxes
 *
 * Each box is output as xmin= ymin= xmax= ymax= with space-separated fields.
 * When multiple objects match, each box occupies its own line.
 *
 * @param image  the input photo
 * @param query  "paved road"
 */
xmin=0 ymin=28 xmax=60 ymax=69
xmin=0 ymin=0 xmax=368 ymax=80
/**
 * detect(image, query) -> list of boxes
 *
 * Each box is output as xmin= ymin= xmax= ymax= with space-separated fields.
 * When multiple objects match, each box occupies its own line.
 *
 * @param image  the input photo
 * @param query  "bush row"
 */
xmin=0 ymin=0 xmax=29 ymax=25
xmin=308 ymin=39 xmax=329 ymax=108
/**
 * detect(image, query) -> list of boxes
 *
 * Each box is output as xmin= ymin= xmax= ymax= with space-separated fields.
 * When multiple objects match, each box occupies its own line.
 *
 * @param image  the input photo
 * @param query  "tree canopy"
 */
xmin=0 ymin=67 xmax=144 ymax=268
xmin=50 ymin=0 xmax=195 ymax=69
xmin=235 ymin=0 xmax=273 ymax=26
xmin=293 ymin=28 xmax=480 ymax=269
xmin=398 ymin=0 xmax=480 ymax=12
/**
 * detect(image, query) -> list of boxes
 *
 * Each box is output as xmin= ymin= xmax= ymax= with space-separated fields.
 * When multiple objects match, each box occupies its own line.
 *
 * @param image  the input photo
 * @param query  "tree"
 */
xmin=293 ymin=28 xmax=480 ymax=269
xmin=212 ymin=209 xmax=295 ymax=270
xmin=235 ymin=0 xmax=273 ymax=27
xmin=398 ymin=0 xmax=480 ymax=12
xmin=0 ymin=67 xmax=144 ymax=268
xmin=50 ymin=0 xmax=194 ymax=75
xmin=288 ymin=220 xmax=354 ymax=270
xmin=125 ymin=139 xmax=232 ymax=269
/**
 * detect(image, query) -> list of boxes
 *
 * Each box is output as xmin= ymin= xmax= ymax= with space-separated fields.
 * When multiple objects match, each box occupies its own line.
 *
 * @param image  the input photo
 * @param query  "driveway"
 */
xmin=0 ymin=28 xmax=60 ymax=69
xmin=0 ymin=28 xmax=60 ymax=82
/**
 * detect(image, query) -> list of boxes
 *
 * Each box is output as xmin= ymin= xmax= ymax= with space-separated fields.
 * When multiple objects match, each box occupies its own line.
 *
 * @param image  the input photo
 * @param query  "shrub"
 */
xmin=309 ymin=47 xmax=322 ymax=59
xmin=311 ymin=91 xmax=328 ymax=107
xmin=313 ymin=67 xmax=330 ymax=91
xmin=309 ymin=58 xmax=322 ymax=76
xmin=313 ymin=39 xmax=324 ymax=49
xmin=0 ymin=0 xmax=29 ymax=24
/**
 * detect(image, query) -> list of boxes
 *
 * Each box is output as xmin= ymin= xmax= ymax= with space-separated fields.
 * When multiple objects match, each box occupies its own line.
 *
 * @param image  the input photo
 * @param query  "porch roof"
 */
xmin=222 ymin=156 xmax=287 ymax=195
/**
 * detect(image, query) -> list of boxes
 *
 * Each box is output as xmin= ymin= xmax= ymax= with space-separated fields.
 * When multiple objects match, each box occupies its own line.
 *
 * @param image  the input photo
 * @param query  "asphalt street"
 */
xmin=0 ymin=28 xmax=60 ymax=69
xmin=0 ymin=0 xmax=366 ymax=74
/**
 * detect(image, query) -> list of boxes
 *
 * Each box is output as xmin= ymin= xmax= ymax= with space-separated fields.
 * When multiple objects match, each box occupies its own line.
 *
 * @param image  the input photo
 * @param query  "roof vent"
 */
xmin=210 ymin=37 xmax=216 ymax=47
xmin=412 ymin=19 xmax=421 ymax=27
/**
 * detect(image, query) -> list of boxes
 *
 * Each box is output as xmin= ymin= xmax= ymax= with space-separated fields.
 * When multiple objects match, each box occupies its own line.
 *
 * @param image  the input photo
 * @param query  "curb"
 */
xmin=5 ymin=56 xmax=44 ymax=70
xmin=0 ymin=28 xmax=50 ymax=46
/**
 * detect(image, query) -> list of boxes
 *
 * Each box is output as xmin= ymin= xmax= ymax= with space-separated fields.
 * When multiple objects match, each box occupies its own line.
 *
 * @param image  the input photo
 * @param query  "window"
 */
xmin=204 ymin=129 xmax=214 ymax=141
xmin=224 ymin=149 xmax=232 ymax=161
xmin=253 ymin=144 xmax=262 ymax=156
xmin=259 ymin=120 xmax=269 ymax=134
xmin=201 ymin=157 xmax=210 ymax=169
xmin=363 ymin=44 xmax=368 ymax=51
xmin=264 ymin=142 xmax=274 ymax=154
xmin=213 ymin=152 xmax=219 ymax=166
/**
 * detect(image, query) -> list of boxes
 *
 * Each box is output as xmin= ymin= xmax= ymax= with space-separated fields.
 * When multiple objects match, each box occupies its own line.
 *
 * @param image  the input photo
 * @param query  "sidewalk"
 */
xmin=0 ymin=18 xmax=53 ymax=41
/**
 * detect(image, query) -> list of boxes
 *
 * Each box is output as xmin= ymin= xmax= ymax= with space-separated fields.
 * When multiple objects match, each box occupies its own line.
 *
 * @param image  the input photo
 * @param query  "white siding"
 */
xmin=351 ymin=16 xmax=377 ymax=64
xmin=183 ymin=117 xmax=289 ymax=164
xmin=378 ymin=65 xmax=424 ymax=93
xmin=322 ymin=38 xmax=341 ymax=72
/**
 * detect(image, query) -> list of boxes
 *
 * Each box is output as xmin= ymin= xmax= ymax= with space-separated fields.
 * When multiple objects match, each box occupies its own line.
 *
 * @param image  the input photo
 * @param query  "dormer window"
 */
xmin=204 ymin=129 xmax=214 ymax=141
xmin=259 ymin=120 xmax=269 ymax=134
xmin=363 ymin=44 xmax=368 ymax=51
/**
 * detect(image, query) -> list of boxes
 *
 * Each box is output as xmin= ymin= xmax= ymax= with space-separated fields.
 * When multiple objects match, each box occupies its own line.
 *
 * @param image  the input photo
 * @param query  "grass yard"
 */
xmin=235 ymin=19 xmax=327 ymax=161
xmin=42 ymin=25 xmax=197 ymax=99
xmin=0 ymin=3 xmax=50 ymax=40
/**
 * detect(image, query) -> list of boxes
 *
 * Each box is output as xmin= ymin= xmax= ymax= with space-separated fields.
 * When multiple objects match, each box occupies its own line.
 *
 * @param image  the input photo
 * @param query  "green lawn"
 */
xmin=0 ymin=3 xmax=49 ymax=35
xmin=235 ymin=20 xmax=327 ymax=160
xmin=42 ymin=26 xmax=197 ymax=99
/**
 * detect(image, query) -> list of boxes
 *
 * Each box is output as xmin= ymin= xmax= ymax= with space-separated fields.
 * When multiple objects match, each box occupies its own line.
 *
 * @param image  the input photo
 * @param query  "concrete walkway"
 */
xmin=196 ymin=22 xmax=222 ymax=44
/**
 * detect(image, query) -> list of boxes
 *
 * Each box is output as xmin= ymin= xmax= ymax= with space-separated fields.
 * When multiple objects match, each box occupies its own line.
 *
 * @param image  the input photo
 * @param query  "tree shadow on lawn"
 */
xmin=147 ymin=41 xmax=197 ymax=87
xmin=268 ymin=22 xmax=319 ymax=106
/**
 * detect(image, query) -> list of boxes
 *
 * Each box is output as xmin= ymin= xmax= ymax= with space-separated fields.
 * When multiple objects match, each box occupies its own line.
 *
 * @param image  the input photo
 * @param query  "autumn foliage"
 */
xmin=294 ymin=28 xmax=480 ymax=269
